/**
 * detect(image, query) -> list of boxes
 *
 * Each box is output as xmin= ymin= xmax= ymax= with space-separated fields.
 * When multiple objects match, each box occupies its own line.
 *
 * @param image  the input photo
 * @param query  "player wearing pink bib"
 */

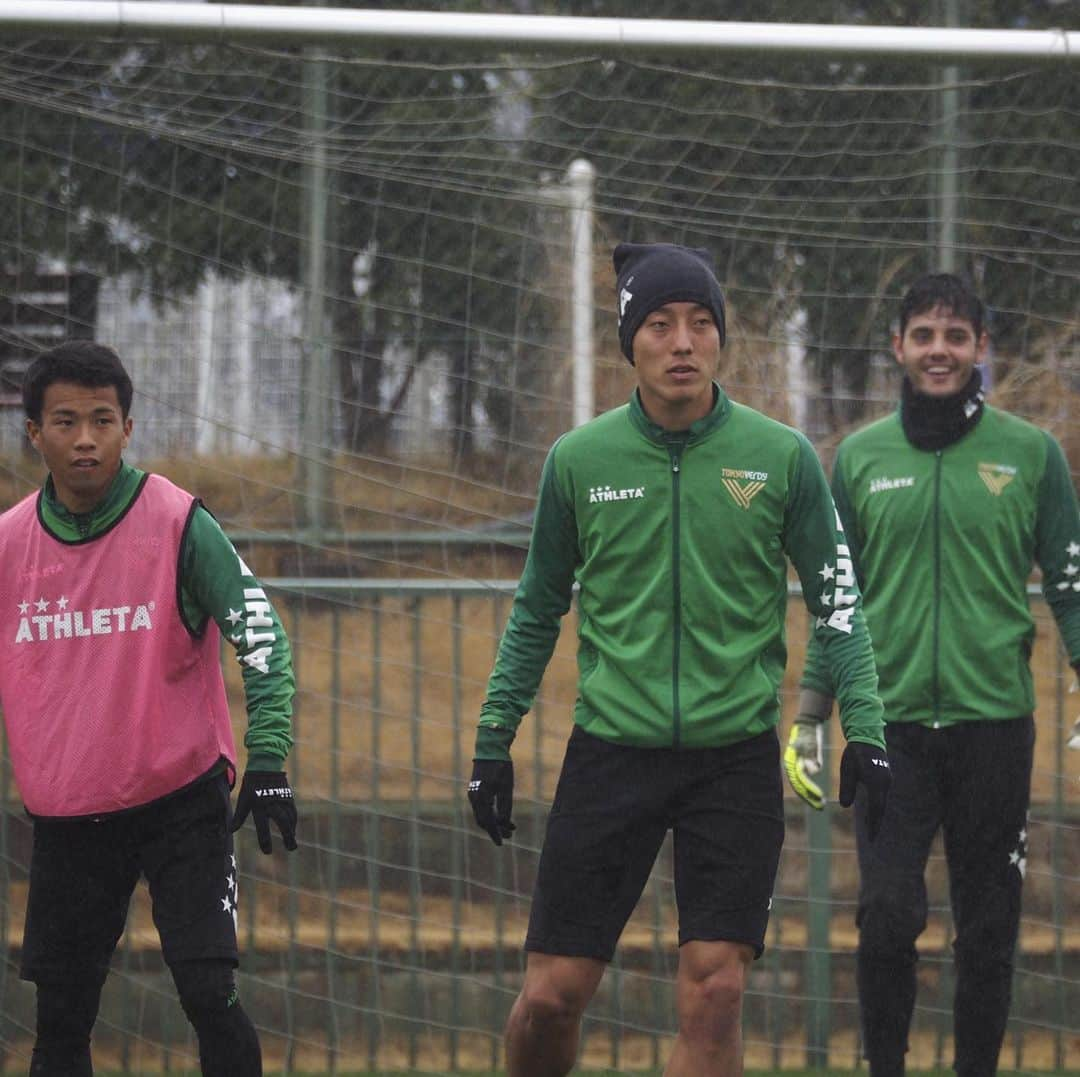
xmin=7 ymin=341 xmax=297 ymax=1077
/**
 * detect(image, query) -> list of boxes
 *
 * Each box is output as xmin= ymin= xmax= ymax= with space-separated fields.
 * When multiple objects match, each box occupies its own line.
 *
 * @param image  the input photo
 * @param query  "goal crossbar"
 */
xmin=1 ymin=0 xmax=1079 ymax=63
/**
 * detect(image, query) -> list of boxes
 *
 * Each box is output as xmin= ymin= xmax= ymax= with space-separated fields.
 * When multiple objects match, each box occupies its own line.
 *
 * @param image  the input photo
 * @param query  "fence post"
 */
xmin=806 ymin=723 xmax=833 ymax=1065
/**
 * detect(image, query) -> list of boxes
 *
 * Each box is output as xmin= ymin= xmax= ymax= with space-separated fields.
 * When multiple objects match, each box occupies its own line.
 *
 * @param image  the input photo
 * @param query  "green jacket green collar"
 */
xmin=40 ymin=461 xmax=147 ymax=541
xmin=627 ymin=382 xmax=732 ymax=444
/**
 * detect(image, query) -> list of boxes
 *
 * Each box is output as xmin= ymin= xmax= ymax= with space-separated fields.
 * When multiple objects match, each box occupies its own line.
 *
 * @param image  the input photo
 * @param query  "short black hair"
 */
xmin=22 ymin=341 xmax=134 ymax=423
xmin=898 ymin=273 xmax=985 ymax=340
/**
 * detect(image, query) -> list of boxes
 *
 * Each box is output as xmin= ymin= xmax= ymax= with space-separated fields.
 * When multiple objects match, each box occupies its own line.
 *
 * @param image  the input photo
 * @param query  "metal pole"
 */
xmin=5 ymin=3 xmax=1080 ymax=63
xmin=299 ymin=46 xmax=331 ymax=531
xmin=566 ymin=158 xmax=595 ymax=428
xmin=935 ymin=0 xmax=963 ymax=273
xmin=806 ymin=723 xmax=832 ymax=1066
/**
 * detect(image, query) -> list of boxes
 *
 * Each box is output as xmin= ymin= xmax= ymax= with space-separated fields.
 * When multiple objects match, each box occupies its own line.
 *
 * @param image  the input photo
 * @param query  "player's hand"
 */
xmin=838 ymin=741 xmax=891 ymax=842
xmin=468 ymin=759 xmax=516 ymax=846
xmin=784 ymin=718 xmax=825 ymax=810
xmin=231 ymin=770 xmax=298 ymax=854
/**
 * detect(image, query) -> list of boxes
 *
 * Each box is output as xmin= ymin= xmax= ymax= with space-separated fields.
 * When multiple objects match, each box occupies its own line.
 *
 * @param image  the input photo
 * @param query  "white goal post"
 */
xmin=1 ymin=1 xmax=1080 ymax=61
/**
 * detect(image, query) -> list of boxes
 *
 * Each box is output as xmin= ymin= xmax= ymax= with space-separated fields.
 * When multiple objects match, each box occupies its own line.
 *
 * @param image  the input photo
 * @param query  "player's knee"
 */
xmin=858 ymin=894 xmax=922 ymax=958
xmin=171 ymin=958 xmax=240 ymax=1025
xmin=677 ymin=959 xmax=747 ymax=1041
xmin=172 ymin=960 xmax=261 ymax=1077
xmin=514 ymin=978 xmax=589 ymax=1030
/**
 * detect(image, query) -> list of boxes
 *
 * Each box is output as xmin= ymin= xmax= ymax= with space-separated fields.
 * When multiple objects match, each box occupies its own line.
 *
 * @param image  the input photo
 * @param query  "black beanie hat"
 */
xmin=613 ymin=242 xmax=727 ymax=363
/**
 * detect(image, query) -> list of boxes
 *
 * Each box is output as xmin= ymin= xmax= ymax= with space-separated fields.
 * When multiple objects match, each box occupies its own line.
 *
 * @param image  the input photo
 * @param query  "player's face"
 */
xmin=631 ymin=302 xmax=721 ymax=430
xmin=893 ymin=304 xmax=987 ymax=398
xmin=27 ymin=382 xmax=132 ymax=514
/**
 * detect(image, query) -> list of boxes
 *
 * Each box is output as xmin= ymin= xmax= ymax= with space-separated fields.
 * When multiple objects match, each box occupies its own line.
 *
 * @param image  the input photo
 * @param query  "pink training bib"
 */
xmin=0 ymin=475 xmax=235 ymax=817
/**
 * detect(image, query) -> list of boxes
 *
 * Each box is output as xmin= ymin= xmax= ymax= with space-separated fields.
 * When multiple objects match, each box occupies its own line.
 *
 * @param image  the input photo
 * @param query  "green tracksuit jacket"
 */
xmin=38 ymin=461 xmax=295 ymax=768
xmin=802 ymin=405 xmax=1080 ymax=726
xmin=478 ymin=387 xmax=884 ymax=754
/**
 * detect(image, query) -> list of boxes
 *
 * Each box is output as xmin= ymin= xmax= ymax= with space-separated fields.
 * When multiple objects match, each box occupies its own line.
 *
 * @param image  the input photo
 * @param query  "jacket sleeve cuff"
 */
xmin=474 ymin=723 xmax=515 ymax=761
xmin=796 ymin=688 xmax=834 ymax=723
xmin=245 ymin=753 xmax=286 ymax=772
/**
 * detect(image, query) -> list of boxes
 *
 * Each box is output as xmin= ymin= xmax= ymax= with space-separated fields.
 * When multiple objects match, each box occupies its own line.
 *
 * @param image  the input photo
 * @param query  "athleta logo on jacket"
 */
xmin=977 ymin=462 xmax=1016 ymax=496
xmin=226 ymin=553 xmax=278 ymax=674
xmin=815 ymin=509 xmax=857 ymax=635
xmin=869 ymin=475 xmax=915 ymax=495
xmin=13 ymin=596 xmax=154 ymax=643
xmin=721 ymin=468 xmax=768 ymax=510
xmin=589 ymin=485 xmax=645 ymax=504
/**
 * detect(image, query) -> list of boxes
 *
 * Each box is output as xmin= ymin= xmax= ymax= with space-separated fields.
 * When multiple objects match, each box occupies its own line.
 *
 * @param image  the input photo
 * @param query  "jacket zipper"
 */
xmin=932 ymin=452 xmax=942 ymax=727
xmin=670 ymin=444 xmax=683 ymax=748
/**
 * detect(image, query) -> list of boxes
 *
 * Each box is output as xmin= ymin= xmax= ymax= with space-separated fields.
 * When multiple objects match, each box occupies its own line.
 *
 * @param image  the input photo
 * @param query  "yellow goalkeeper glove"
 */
xmin=784 ymin=718 xmax=825 ymax=811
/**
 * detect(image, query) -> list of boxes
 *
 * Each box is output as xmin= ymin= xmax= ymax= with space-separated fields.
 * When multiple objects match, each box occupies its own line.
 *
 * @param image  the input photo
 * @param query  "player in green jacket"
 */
xmin=467 ymin=242 xmax=890 ymax=1076
xmin=791 ymin=273 xmax=1080 ymax=1076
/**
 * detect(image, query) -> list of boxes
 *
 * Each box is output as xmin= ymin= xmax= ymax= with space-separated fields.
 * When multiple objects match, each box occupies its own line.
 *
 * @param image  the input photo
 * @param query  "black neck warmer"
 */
xmin=900 ymin=368 xmax=985 ymax=451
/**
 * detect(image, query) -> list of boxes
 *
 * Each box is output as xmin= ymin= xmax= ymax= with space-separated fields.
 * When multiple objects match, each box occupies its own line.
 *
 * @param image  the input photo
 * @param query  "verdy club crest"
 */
xmin=977 ymin=462 xmax=1016 ymax=496
xmin=722 ymin=467 xmax=768 ymax=510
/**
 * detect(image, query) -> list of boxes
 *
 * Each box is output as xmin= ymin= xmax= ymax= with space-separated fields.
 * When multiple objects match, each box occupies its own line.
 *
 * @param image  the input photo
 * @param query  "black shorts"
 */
xmin=526 ymin=725 xmax=784 ymax=962
xmin=21 ymin=773 xmax=240 ymax=983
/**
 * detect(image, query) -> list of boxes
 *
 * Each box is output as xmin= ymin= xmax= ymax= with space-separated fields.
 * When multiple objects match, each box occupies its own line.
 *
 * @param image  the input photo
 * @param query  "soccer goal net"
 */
xmin=0 ymin=4 xmax=1077 ymax=1071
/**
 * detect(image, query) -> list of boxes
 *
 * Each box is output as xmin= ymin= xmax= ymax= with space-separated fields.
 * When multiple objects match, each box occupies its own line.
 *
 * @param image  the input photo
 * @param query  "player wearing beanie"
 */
xmin=468 ymin=242 xmax=889 ymax=1075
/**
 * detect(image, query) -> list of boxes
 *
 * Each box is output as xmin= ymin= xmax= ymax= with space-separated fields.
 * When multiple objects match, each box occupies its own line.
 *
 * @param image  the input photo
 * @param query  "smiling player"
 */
xmin=791 ymin=273 xmax=1080 ymax=1076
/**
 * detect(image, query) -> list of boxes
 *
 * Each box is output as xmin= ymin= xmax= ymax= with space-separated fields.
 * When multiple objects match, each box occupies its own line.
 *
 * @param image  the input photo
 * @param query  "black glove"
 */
xmin=468 ymin=759 xmax=516 ymax=846
xmin=838 ymin=741 xmax=891 ymax=842
xmin=231 ymin=770 xmax=298 ymax=854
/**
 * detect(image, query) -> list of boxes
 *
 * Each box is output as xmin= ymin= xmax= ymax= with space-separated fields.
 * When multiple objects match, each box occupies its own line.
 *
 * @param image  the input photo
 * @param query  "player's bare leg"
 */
xmin=665 ymin=939 xmax=753 ymax=1077
xmin=505 ymin=952 xmax=605 ymax=1077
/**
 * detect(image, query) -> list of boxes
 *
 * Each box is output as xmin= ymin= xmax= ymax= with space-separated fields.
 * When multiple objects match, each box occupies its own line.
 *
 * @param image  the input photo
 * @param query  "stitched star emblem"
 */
xmin=821 ymin=592 xmax=833 ymax=607
xmin=18 ymin=601 xmax=28 ymax=615
xmin=56 ymin=596 xmax=69 ymax=610
xmin=34 ymin=597 xmax=48 ymax=612
xmin=1068 ymin=541 xmax=1080 ymax=557
xmin=1066 ymin=564 xmax=1078 ymax=577
xmin=226 ymin=608 xmax=243 ymax=626
xmin=819 ymin=563 xmax=835 ymax=582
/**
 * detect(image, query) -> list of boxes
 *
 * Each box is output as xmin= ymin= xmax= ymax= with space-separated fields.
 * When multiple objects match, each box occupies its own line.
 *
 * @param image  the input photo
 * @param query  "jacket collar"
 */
xmin=627 ymin=382 xmax=732 ymax=445
xmin=40 ymin=460 xmax=146 ymax=541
